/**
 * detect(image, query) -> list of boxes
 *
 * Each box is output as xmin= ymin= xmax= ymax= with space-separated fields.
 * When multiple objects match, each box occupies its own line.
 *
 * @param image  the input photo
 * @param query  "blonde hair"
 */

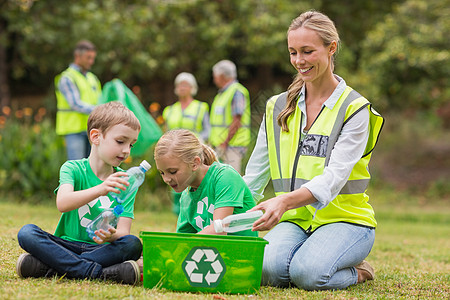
xmin=154 ymin=129 xmax=217 ymax=166
xmin=87 ymin=102 xmax=141 ymax=139
xmin=277 ymin=10 xmax=340 ymax=132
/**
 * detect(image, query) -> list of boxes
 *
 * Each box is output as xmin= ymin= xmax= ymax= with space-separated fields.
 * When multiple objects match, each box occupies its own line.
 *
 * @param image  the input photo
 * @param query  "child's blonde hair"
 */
xmin=154 ymin=129 xmax=217 ymax=166
xmin=87 ymin=102 xmax=141 ymax=140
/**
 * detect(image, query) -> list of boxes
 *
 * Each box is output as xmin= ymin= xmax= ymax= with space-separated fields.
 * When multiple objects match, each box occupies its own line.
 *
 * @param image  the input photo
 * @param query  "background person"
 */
xmin=16 ymin=102 xmax=143 ymax=285
xmin=244 ymin=10 xmax=384 ymax=290
xmin=163 ymin=72 xmax=210 ymax=142
xmin=55 ymin=40 xmax=101 ymax=160
xmin=162 ymin=72 xmax=210 ymax=215
xmin=210 ymin=60 xmax=251 ymax=174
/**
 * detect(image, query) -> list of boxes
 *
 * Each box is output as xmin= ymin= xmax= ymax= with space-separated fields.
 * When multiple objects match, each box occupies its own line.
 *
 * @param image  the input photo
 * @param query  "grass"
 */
xmin=1 ymin=190 xmax=449 ymax=299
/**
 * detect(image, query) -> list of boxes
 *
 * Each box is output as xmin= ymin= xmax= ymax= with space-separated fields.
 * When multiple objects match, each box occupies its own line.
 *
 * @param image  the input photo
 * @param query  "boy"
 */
xmin=16 ymin=102 xmax=143 ymax=285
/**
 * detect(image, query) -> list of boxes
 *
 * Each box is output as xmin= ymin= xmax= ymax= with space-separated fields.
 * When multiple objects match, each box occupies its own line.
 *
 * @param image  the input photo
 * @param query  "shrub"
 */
xmin=0 ymin=109 xmax=66 ymax=202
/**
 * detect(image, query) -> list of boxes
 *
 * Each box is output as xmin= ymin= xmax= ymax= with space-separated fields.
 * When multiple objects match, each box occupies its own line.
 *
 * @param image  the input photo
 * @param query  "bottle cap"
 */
xmin=114 ymin=205 xmax=124 ymax=216
xmin=140 ymin=160 xmax=151 ymax=172
xmin=213 ymin=220 xmax=223 ymax=233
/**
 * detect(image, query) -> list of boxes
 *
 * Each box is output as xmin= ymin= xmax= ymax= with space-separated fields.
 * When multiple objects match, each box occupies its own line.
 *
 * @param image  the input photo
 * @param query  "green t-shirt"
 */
xmin=176 ymin=162 xmax=257 ymax=237
xmin=53 ymin=158 xmax=136 ymax=244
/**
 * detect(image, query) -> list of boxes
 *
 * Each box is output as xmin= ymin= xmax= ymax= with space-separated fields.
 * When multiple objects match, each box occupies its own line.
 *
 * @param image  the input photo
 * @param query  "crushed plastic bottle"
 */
xmin=214 ymin=210 xmax=264 ymax=233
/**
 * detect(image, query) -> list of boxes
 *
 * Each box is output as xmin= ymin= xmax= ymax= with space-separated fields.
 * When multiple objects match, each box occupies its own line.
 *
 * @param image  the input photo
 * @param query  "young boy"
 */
xmin=16 ymin=102 xmax=143 ymax=285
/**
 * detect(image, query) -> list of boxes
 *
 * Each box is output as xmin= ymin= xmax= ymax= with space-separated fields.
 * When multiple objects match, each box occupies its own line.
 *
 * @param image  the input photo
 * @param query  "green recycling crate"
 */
xmin=140 ymin=231 xmax=268 ymax=294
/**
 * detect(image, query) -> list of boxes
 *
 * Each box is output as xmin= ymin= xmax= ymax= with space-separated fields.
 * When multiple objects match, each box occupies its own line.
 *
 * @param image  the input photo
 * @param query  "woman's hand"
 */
xmin=249 ymin=194 xmax=289 ymax=231
xmin=249 ymin=187 xmax=317 ymax=231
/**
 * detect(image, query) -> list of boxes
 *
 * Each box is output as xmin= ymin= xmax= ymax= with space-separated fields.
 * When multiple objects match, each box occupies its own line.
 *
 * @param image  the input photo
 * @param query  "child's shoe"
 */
xmin=101 ymin=260 xmax=140 ymax=285
xmin=16 ymin=253 xmax=54 ymax=278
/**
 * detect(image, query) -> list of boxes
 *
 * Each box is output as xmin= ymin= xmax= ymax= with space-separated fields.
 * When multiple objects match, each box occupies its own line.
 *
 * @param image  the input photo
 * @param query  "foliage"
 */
xmin=357 ymin=0 xmax=450 ymax=111
xmin=1 ymin=196 xmax=449 ymax=299
xmin=1 ymin=0 xmax=408 ymax=107
xmin=0 ymin=108 xmax=66 ymax=201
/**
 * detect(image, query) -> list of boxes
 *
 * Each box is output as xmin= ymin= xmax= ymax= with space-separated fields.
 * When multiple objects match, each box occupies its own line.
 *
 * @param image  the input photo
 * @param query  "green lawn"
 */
xmin=1 ymin=194 xmax=449 ymax=299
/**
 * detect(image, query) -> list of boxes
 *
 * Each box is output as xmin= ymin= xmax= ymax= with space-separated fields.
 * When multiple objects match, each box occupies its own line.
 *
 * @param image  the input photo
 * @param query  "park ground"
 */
xmin=0 ymin=188 xmax=449 ymax=299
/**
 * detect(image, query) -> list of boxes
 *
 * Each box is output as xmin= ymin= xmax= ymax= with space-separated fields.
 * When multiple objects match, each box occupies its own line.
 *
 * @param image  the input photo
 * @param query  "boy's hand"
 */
xmin=98 ymin=172 xmax=130 ymax=196
xmin=92 ymin=227 xmax=116 ymax=244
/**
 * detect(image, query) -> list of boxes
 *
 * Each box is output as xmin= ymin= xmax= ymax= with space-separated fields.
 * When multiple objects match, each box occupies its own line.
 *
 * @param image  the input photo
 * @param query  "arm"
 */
xmin=243 ymin=116 xmax=271 ymax=201
xmin=197 ymin=206 xmax=234 ymax=235
xmin=250 ymin=108 xmax=370 ymax=231
xmin=200 ymin=110 xmax=211 ymax=143
xmin=219 ymin=90 xmax=245 ymax=148
xmin=58 ymin=76 xmax=95 ymax=114
xmin=56 ymin=171 xmax=129 ymax=212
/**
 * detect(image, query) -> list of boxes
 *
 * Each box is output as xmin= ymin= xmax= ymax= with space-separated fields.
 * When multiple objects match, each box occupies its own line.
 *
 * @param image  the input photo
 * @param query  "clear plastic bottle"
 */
xmin=86 ymin=205 xmax=124 ymax=239
xmin=214 ymin=210 xmax=264 ymax=233
xmin=85 ymin=160 xmax=151 ymax=239
xmin=109 ymin=160 xmax=151 ymax=204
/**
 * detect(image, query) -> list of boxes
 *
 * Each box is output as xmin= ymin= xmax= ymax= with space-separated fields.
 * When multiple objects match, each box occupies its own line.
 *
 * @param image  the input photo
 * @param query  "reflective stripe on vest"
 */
xmin=55 ymin=68 xmax=101 ymax=135
xmin=266 ymin=86 xmax=384 ymax=231
xmin=163 ymin=100 xmax=208 ymax=135
xmin=210 ymin=82 xmax=251 ymax=147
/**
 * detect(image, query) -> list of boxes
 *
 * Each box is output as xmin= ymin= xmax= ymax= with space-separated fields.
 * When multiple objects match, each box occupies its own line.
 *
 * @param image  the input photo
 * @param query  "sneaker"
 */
xmin=355 ymin=260 xmax=375 ymax=281
xmin=16 ymin=253 xmax=54 ymax=278
xmin=101 ymin=260 xmax=140 ymax=285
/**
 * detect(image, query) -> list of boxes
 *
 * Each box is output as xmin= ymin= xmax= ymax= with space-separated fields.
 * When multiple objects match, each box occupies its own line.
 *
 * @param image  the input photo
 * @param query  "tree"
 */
xmin=357 ymin=0 xmax=450 ymax=111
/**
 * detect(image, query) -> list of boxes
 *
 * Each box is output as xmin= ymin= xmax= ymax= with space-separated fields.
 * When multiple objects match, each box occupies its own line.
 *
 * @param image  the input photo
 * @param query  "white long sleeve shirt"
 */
xmin=243 ymin=76 xmax=369 ymax=210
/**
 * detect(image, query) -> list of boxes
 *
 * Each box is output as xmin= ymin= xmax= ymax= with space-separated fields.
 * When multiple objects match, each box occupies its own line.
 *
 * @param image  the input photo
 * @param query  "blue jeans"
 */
xmin=64 ymin=132 xmax=91 ymax=160
xmin=262 ymin=222 xmax=375 ymax=290
xmin=17 ymin=224 xmax=142 ymax=279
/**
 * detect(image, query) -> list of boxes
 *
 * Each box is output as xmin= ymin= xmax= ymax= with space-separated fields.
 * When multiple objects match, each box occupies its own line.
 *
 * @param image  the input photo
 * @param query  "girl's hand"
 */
xmin=92 ymin=227 xmax=116 ymax=244
xmin=249 ymin=195 xmax=290 ymax=231
xmin=97 ymin=172 xmax=129 ymax=196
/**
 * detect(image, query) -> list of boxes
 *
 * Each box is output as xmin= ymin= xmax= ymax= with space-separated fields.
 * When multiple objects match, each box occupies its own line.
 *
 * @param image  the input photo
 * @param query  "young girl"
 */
xmin=154 ymin=129 xmax=257 ymax=236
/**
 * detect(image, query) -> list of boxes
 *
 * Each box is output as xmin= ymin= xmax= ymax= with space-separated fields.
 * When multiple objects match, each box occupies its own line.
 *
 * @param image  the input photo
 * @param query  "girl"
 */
xmin=154 ymin=129 xmax=257 ymax=236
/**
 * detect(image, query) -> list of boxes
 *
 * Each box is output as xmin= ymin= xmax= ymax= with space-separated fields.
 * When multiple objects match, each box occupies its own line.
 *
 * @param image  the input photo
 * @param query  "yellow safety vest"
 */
xmin=210 ymin=82 xmax=251 ymax=147
xmin=162 ymin=100 xmax=209 ymax=136
xmin=55 ymin=67 xmax=101 ymax=135
xmin=266 ymin=86 xmax=384 ymax=232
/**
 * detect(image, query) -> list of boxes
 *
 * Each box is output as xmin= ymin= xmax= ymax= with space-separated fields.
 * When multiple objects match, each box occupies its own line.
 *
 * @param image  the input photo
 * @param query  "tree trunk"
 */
xmin=0 ymin=16 xmax=10 ymax=108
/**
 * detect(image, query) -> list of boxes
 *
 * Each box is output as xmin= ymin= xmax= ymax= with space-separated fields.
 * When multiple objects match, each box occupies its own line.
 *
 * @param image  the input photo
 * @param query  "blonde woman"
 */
xmin=244 ymin=10 xmax=384 ymax=290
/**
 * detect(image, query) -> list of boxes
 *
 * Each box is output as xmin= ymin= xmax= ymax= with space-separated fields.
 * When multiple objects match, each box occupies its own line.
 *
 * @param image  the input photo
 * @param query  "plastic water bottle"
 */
xmin=109 ymin=160 xmax=151 ymax=204
xmin=214 ymin=210 xmax=264 ymax=233
xmin=86 ymin=205 xmax=124 ymax=239
xmin=86 ymin=160 xmax=151 ymax=239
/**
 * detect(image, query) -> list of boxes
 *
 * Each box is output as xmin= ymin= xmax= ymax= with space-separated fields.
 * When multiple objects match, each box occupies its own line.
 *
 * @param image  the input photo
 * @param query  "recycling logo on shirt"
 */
xmin=182 ymin=246 xmax=226 ymax=288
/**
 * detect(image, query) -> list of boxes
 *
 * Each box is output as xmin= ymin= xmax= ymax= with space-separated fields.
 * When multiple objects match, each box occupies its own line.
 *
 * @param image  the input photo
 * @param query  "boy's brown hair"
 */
xmin=87 ymin=102 xmax=140 ymax=141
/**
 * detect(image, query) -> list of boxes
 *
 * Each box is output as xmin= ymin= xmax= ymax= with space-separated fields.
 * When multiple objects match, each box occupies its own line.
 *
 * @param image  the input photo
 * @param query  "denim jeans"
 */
xmin=262 ymin=221 xmax=375 ymax=290
xmin=17 ymin=224 xmax=142 ymax=279
xmin=64 ymin=132 xmax=91 ymax=160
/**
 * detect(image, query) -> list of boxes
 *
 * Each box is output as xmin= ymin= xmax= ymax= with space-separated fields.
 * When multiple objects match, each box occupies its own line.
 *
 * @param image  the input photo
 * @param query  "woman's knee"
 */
xmin=290 ymin=260 xmax=329 ymax=291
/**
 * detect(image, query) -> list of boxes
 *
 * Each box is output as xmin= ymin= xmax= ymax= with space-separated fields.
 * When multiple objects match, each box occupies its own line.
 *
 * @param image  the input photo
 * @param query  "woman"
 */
xmin=162 ymin=72 xmax=210 ymax=142
xmin=244 ymin=10 xmax=384 ymax=290
xmin=162 ymin=72 xmax=210 ymax=215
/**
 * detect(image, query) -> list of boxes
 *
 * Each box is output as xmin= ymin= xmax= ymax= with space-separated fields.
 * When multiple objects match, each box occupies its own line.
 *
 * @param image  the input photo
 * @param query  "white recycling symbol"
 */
xmin=182 ymin=247 xmax=226 ymax=287
xmin=78 ymin=196 xmax=113 ymax=227
xmin=194 ymin=197 xmax=214 ymax=230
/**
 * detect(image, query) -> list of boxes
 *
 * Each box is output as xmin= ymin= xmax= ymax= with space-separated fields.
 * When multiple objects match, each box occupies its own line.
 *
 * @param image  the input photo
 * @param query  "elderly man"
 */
xmin=210 ymin=60 xmax=251 ymax=174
